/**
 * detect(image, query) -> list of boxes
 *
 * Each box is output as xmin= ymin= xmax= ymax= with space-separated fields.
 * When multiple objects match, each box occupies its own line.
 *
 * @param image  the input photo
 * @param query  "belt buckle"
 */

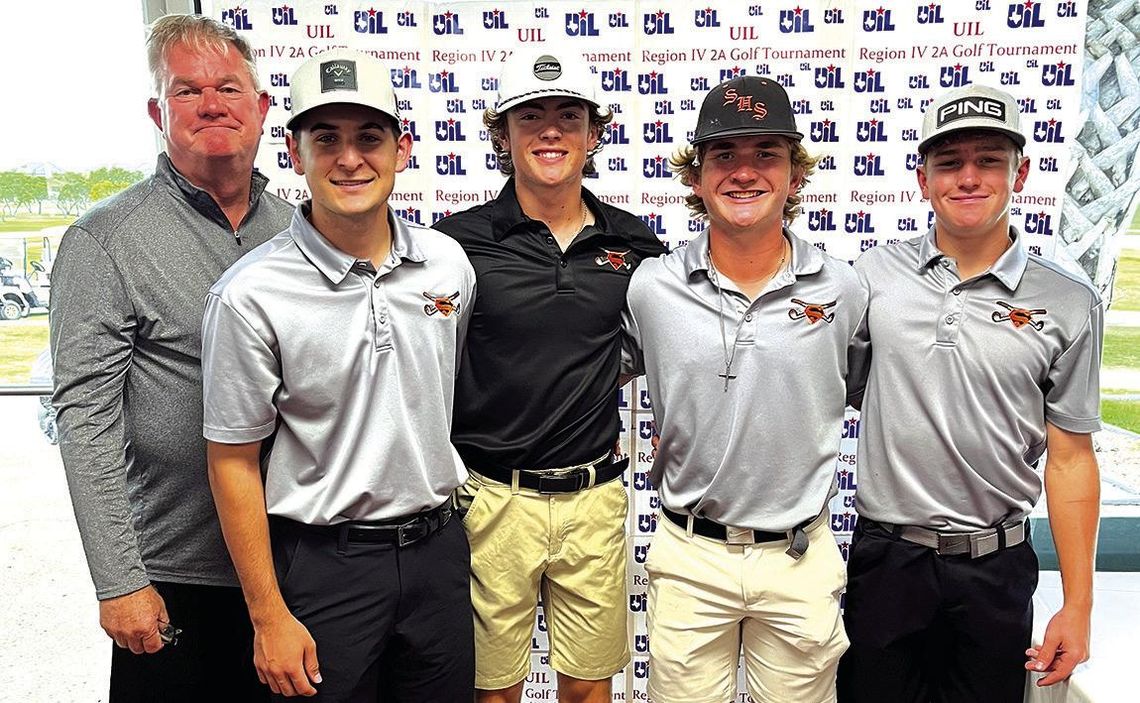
xmin=397 ymin=519 xmax=429 ymax=547
xmin=968 ymin=531 xmax=998 ymax=558
xmin=725 ymin=526 xmax=755 ymax=545
xmin=537 ymin=471 xmax=585 ymax=494
xmin=935 ymin=533 xmax=969 ymax=555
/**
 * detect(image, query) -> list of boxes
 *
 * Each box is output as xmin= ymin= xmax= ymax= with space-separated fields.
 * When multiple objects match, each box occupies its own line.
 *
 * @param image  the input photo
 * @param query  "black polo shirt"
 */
xmin=434 ymin=178 xmax=667 ymax=471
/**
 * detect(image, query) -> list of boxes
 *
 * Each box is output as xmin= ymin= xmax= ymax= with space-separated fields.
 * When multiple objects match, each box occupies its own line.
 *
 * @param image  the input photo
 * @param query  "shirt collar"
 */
xmin=683 ymin=226 xmax=825 ymax=280
xmin=289 ymin=202 xmax=425 ymax=285
xmin=155 ymin=152 xmax=269 ymax=230
xmin=489 ymin=178 xmax=621 ymax=241
xmin=917 ymin=225 xmax=1028 ymax=291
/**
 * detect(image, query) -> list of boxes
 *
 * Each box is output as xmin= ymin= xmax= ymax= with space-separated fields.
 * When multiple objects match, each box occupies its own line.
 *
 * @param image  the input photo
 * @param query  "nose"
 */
xmin=730 ymin=161 xmax=759 ymax=184
xmin=336 ymin=141 xmax=365 ymax=171
xmin=957 ymin=163 xmax=980 ymax=189
xmin=539 ymin=118 xmax=563 ymax=140
xmin=196 ymin=87 xmax=228 ymax=117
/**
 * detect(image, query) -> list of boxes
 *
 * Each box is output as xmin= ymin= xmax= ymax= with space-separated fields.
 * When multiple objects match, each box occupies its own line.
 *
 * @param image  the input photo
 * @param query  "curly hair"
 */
xmin=147 ymin=14 xmax=261 ymax=96
xmin=483 ymin=102 xmax=613 ymax=177
xmin=668 ymin=137 xmax=820 ymax=223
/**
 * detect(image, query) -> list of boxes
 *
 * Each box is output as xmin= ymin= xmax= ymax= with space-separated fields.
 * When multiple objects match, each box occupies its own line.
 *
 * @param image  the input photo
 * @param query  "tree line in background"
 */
xmin=0 ymin=168 xmax=145 ymax=219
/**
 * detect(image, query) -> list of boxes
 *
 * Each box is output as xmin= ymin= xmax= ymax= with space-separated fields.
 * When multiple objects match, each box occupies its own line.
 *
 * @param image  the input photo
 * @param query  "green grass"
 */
xmin=0 ymin=215 xmax=73 ymax=233
xmin=0 ymin=317 xmax=49 ymax=384
xmin=1110 ymin=251 xmax=1140 ymax=311
xmin=1103 ymin=326 xmax=1140 ymax=368
xmin=1103 ymin=398 xmax=1140 ymax=435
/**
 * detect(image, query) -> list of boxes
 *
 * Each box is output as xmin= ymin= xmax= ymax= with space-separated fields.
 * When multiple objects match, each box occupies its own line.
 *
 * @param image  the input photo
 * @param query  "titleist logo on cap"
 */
xmin=533 ymin=56 xmax=562 ymax=81
xmin=321 ymin=60 xmax=357 ymax=92
xmin=936 ymin=97 xmax=1005 ymax=128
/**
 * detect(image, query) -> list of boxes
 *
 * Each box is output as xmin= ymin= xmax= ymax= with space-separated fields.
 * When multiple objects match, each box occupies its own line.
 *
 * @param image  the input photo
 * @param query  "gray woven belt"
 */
xmin=870 ymin=519 xmax=1028 ymax=559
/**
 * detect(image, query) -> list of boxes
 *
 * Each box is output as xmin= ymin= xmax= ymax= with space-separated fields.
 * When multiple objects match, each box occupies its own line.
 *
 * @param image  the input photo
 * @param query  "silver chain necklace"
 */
xmin=707 ymin=241 xmax=788 ymax=392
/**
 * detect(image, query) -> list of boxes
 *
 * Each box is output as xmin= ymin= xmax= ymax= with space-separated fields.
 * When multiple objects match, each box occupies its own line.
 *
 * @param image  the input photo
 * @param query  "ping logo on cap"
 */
xmin=936 ymin=97 xmax=1005 ymax=128
xmin=320 ymin=60 xmax=358 ymax=93
xmin=533 ymin=56 xmax=562 ymax=81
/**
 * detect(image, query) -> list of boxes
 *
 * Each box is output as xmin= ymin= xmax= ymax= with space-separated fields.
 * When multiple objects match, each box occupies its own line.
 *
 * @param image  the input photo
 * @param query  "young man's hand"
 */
xmin=253 ymin=611 xmax=322 ymax=696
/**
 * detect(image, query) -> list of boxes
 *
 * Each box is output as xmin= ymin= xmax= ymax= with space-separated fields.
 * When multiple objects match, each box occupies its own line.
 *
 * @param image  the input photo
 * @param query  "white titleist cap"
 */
xmin=491 ymin=46 xmax=609 ymax=117
xmin=288 ymin=48 xmax=398 ymax=129
xmin=919 ymin=84 xmax=1025 ymax=154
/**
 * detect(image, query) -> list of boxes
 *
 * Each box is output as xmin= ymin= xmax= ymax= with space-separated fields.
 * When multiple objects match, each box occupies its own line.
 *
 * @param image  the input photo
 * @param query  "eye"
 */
xmin=171 ymin=87 xmax=197 ymax=99
xmin=313 ymin=133 xmax=337 ymax=144
xmin=218 ymin=85 xmax=242 ymax=95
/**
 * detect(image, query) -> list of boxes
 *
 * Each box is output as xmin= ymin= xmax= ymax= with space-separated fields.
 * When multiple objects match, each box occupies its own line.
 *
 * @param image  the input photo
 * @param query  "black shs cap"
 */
xmin=691 ymin=76 xmax=803 ymax=146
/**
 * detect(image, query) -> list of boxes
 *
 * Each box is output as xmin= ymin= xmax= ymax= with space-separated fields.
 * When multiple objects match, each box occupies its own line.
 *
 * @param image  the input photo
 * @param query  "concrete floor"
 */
xmin=1 ymin=396 xmax=108 ymax=702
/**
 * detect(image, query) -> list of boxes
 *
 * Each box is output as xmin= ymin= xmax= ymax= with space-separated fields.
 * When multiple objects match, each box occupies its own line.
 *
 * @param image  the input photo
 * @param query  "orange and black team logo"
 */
xmin=595 ymin=248 xmax=632 ymax=270
xmin=422 ymin=291 xmax=461 ymax=317
xmin=992 ymin=301 xmax=1046 ymax=331
xmin=788 ymin=298 xmax=837 ymax=324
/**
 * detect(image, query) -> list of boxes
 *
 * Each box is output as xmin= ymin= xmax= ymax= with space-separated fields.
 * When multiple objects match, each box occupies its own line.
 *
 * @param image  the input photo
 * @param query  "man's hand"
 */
xmin=99 ymin=585 xmax=169 ymax=654
xmin=1025 ymin=604 xmax=1091 ymax=686
xmin=253 ymin=612 xmax=321 ymax=697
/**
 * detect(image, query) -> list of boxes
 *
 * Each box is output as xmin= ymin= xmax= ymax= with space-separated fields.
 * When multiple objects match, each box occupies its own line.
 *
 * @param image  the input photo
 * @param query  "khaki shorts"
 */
xmin=457 ymin=470 xmax=630 ymax=690
xmin=646 ymin=512 xmax=849 ymax=703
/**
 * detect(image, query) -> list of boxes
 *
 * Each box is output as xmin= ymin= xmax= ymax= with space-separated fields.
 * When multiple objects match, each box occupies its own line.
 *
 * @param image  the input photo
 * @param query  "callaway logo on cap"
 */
xmin=918 ymin=84 xmax=1025 ymax=154
xmin=319 ymin=60 xmax=357 ymax=92
xmin=491 ymin=46 xmax=609 ymax=117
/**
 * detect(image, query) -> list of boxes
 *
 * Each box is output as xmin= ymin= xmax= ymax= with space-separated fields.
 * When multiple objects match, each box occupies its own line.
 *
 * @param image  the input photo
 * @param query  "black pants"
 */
xmin=270 ymin=516 xmax=475 ymax=702
xmin=837 ymin=519 xmax=1037 ymax=703
xmin=109 ymin=581 xmax=264 ymax=702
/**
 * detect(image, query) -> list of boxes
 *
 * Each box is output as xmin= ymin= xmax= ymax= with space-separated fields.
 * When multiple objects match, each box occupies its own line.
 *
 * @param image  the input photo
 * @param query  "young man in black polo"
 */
xmin=433 ymin=47 xmax=666 ymax=703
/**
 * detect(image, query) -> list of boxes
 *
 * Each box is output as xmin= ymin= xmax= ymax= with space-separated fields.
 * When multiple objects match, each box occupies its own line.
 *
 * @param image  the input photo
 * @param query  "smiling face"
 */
xmin=502 ymin=96 xmax=600 ymax=192
xmin=691 ymin=135 xmax=802 ymax=239
xmin=287 ymin=103 xmax=412 ymax=231
xmin=918 ymin=130 xmax=1029 ymax=244
xmin=147 ymin=41 xmax=268 ymax=178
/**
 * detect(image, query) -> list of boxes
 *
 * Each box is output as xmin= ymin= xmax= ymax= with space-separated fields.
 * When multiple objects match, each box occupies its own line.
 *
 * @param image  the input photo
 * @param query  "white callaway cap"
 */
xmin=288 ymin=48 xmax=399 ymax=129
xmin=492 ymin=46 xmax=609 ymax=117
xmin=919 ymin=84 xmax=1025 ymax=154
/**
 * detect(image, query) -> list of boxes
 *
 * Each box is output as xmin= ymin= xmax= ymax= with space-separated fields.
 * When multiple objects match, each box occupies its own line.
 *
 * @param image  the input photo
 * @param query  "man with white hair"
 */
xmin=50 ymin=14 xmax=291 ymax=701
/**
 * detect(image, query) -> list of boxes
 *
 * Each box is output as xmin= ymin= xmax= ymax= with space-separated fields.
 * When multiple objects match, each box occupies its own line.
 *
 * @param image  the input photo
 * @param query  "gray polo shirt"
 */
xmin=50 ymin=154 xmax=292 ymax=599
xmin=623 ymin=229 xmax=868 ymax=532
xmin=202 ymin=204 xmax=476 ymax=525
xmin=852 ymin=227 xmax=1102 ymax=531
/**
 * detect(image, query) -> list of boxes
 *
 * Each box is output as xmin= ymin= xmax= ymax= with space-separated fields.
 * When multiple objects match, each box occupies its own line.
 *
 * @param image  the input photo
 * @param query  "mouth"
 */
xmin=723 ymin=190 xmax=767 ymax=200
xmin=533 ymin=149 xmax=568 ymax=161
xmin=330 ymin=178 xmax=375 ymax=190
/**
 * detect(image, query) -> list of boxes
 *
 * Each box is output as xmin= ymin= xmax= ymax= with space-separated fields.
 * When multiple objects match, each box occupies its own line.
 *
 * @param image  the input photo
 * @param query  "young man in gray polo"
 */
xmin=202 ymin=49 xmax=476 ymax=701
xmin=622 ymin=76 xmax=865 ymax=702
xmin=837 ymin=84 xmax=1101 ymax=702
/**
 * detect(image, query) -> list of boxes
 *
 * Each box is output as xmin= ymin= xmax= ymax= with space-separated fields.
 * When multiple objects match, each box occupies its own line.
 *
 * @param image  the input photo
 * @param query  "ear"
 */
xmin=916 ymin=162 xmax=929 ymax=200
xmin=1012 ymin=155 xmax=1030 ymax=194
xmin=256 ymin=90 xmax=270 ymax=127
xmin=393 ymin=132 xmax=414 ymax=174
xmin=147 ymin=98 xmax=164 ymax=133
xmin=587 ymin=122 xmax=601 ymax=152
xmin=690 ymin=162 xmax=704 ymax=200
xmin=286 ymin=133 xmax=305 ymax=176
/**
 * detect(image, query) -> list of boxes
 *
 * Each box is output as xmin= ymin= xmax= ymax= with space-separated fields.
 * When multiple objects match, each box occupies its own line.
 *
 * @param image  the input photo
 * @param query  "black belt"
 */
xmin=861 ymin=518 xmax=1028 ymax=558
xmin=273 ymin=503 xmax=451 ymax=548
xmin=662 ymin=508 xmax=816 ymax=559
xmin=475 ymin=454 xmax=629 ymax=494
xmin=663 ymin=508 xmax=786 ymax=544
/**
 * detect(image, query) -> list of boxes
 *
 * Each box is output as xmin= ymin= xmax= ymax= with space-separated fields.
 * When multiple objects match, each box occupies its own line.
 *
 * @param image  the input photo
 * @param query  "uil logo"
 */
xmin=814 ymin=65 xmax=845 ymax=89
xmin=353 ymin=8 xmax=387 ymax=34
xmin=779 ymin=7 xmax=816 ymax=32
xmin=853 ymin=68 xmax=884 ymax=93
xmin=862 ymin=7 xmax=896 ymax=31
xmin=482 ymin=8 xmax=508 ymax=29
xmin=271 ymin=5 xmax=297 ymax=25
xmin=432 ymin=10 xmax=464 ymax=35
xmin=1008 ymin=0 xmax=1045 ymax=28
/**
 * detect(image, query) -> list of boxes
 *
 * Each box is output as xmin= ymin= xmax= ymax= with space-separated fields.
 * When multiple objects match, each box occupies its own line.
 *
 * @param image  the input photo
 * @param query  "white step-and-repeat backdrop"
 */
xmin=202 ymin=1 xmax=1088 ymax=699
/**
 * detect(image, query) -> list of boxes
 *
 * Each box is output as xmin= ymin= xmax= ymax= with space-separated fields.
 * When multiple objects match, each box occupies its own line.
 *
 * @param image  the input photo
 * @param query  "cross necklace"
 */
xmin=707 ymin=241 xmax=788 ymax=391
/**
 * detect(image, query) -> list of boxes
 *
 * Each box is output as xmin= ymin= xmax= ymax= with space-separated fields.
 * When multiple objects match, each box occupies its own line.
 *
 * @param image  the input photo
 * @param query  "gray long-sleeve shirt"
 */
xmin=50 ymin=154 xmax=293 ymax=599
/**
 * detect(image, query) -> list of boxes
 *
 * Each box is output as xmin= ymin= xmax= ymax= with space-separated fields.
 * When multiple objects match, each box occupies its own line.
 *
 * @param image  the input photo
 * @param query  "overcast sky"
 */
xmin=1 ymin=1 xmax=158 ymax=173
